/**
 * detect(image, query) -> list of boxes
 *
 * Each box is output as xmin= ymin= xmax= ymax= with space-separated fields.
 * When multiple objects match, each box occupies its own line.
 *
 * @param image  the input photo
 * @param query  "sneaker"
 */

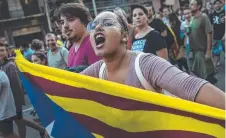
xmin=217 ymin=61 xmax=221 ymax=66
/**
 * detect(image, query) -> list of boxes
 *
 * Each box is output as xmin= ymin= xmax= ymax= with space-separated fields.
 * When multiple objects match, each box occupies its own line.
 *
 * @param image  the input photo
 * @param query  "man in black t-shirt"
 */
xmin=145 ymin=5 xmax=167 ymax=37
xmin=211 ymin=0 xmax=225 ymax=41
xmin=210 ymin=0 xmax=225 ymax=66
xmin=145 ymin=5 xmax=174 ymax=49
xmin=145 ymin=5 xmax=178 ymax=63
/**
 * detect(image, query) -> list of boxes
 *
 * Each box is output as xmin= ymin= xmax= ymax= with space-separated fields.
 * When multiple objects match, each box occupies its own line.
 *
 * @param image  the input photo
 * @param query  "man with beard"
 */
xmin=145 ymin=4 xmax=168 ymax=37
xmin=59 ymin=3 xmax=101 ymax=70
xmin=189 ymin=0 xmax=217 ymax=84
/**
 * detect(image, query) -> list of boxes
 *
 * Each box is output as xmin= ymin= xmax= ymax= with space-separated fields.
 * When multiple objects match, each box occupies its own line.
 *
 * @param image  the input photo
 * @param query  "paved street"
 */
xmin=1 ymin=54 xmax=225 ymax=138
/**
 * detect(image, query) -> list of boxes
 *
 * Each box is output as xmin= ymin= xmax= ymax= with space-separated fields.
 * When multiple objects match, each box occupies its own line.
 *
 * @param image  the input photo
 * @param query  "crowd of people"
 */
xmin=0 ymin=0 xmax=225 ymax=138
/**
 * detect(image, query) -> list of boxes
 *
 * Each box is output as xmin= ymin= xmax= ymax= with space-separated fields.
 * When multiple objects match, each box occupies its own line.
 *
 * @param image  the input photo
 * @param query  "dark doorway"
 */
xmin=14 ymin=32 xmax=43 ymax=47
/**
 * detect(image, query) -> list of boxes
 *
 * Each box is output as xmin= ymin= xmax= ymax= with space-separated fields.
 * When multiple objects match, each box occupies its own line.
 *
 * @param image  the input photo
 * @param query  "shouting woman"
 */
xmin=82 ymin=8 xmax=225 ymax=109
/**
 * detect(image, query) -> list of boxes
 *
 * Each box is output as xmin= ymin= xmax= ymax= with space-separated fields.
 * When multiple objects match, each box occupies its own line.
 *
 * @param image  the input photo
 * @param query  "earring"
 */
xmin=123 ymin=38 xmax=127 ymax=42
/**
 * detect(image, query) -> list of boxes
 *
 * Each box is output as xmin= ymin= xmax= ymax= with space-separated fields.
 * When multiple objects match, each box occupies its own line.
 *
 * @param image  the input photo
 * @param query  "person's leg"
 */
xmin=0 ymin=119 xmax=20 ymax=138
xmin=177 ymin=59 xmax=183 ymax=71
xmin=181 ymin=57 xmax=190 ymax=74
xmin=191 ymin=51 xmax=207 ymax=79
xmin=14 ymin=112 xmax=26 ymax=138
xmin=205 ymin=58 xmax=218 ymax=84
xmin=213 ymin=40 xmax=222 ymax=67
xmin=213 ymin=55 xmax=221 ymax=67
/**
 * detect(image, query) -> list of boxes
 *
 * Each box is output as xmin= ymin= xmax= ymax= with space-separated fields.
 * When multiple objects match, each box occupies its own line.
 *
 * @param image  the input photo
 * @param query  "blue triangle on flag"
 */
xmin=19 ymin=72 xmax=95 ymax=138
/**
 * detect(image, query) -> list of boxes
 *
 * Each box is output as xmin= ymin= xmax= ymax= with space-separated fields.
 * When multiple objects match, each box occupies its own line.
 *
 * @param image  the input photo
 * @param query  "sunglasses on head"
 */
xmin=87 ymin=7 xmax=128 ymax=33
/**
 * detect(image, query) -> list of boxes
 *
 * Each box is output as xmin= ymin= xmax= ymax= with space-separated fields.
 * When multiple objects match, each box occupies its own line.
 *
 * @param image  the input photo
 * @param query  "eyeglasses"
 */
xmin=87 ymin=18 xmax=122 ymax=32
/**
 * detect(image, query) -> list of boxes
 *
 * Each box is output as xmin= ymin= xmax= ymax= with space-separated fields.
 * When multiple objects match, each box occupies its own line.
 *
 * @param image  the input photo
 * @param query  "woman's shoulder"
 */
xmin=137 ymin=53 xmax=171 ymax=70
xmin=81 ymin=60 xmax=104 ymax=78
xmin=146 ymin=30 xmax=162 ymax=40
xmin=148 ymin=29 xmax=161 ymax=35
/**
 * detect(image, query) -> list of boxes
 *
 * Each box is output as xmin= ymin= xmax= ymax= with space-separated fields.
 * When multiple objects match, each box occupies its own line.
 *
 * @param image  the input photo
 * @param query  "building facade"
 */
xmin=0 ymin=0 xmax=49 ymax=46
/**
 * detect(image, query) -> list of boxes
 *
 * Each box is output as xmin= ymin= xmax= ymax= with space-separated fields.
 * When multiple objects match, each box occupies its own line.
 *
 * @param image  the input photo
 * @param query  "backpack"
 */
xmin=99 ymin=52 xmax=177 ymax=97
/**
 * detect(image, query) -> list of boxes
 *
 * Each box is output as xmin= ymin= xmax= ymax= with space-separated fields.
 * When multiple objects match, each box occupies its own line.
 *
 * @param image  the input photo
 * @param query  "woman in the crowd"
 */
xmin=31 ymin=52 xmax=48 ymax=65
xmin=168 ymin=13 xmax=189 ymax=74
xmin=131 ymin=4 xmax=168 ymax=60
xmin=82 ymin=8 xmax=225 ymax=110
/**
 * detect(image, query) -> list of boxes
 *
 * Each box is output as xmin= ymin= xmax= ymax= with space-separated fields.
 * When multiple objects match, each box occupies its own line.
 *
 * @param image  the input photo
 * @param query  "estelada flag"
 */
xmin=15 ymin=51 xmax=225 ymax=138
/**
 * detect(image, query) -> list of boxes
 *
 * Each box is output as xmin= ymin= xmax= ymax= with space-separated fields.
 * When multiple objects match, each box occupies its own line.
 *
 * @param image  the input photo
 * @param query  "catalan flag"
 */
xmin=15 ymin=51 xmax=225 ymax=138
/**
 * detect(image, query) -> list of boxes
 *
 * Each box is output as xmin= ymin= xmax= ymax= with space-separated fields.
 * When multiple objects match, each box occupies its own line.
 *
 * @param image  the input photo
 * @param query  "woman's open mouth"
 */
xmin=94 ymin=32 xmax=106 ymax=48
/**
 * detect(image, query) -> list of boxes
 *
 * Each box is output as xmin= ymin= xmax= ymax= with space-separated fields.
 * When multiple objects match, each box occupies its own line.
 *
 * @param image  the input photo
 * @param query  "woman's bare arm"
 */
xmin=195 ymin=83 xmax=225 ymax=109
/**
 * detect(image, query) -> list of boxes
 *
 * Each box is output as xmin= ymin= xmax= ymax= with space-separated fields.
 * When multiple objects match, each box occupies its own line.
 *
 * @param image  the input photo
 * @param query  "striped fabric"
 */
xmin=15 ymin=50 xmax=225 ymax=138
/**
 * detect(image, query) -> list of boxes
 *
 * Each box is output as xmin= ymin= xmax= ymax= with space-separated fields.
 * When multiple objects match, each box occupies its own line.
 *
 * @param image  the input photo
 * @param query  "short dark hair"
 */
xmin=58 ymin=3 xmax=92 ymax=26
xmin=196 ymin=0 xmax=203 ymax=10
xmin=31 ymin=39 xmax=44 ymax=51
xmin=183 ymin=4 xmax=190 ymax=11
xmin=161 ymin=6 xmax=170 ymax=12
xmin=130 ymin=4 xmax=148 ymax=16
xmin=144 ymin=4 xmax=156 ymax=15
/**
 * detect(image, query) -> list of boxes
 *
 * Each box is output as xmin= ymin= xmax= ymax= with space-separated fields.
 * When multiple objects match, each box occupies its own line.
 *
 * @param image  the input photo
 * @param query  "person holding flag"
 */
xmin=82 ymin=8 xmax=225 ymax=109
